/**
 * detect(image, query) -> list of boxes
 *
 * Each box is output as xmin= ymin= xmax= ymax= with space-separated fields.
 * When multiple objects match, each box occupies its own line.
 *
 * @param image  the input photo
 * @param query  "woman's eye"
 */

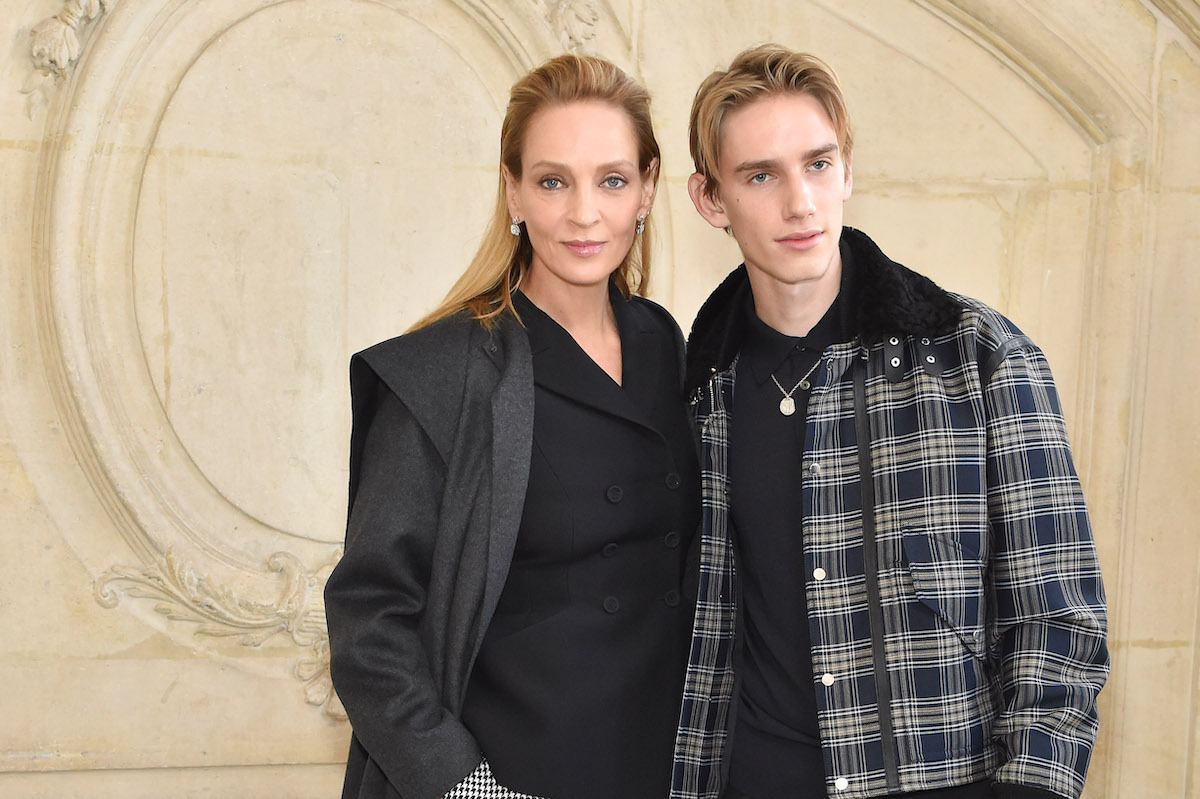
xmin=539 ymin=177 xmax=563 ymax=189
xmin=604 ymin=175 xmax=627 ymax=189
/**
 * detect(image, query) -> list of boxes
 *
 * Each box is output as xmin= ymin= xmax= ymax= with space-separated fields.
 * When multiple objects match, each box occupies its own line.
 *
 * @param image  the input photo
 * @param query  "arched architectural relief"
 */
xmin=29 ymin=0 xmax=619 ymax=719
xmin=11 ymin=4 xmax=1189 ymax=793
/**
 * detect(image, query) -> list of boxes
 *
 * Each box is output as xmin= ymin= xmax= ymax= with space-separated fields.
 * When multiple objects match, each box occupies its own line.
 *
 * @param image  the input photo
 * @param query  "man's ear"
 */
xmin=503 ymin=166 xmax=520 ymax=220
xmin=688 ymin=172 xmax=730 ymax=230
xmin=842 ymin=151 xmax=853 ymax=201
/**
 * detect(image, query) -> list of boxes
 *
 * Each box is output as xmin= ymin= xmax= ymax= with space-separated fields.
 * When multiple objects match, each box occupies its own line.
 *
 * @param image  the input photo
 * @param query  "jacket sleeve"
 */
xmin=324 ymin=367 xmax=482 ymax=799
xmin=982 ymin=344 xmax=1109 ymax=799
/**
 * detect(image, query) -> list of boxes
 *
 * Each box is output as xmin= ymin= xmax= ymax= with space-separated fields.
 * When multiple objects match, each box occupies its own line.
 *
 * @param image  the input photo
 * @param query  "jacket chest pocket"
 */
xmin=901 ymin=528 xmax=986 ymax=660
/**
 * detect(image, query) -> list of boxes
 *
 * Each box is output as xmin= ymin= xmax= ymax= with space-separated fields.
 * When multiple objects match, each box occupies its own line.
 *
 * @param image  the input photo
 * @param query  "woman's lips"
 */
xmin=777 ymin=230 xmax=822 ymax=251
xmin=564 ymin=240 xmax=606 ymax=256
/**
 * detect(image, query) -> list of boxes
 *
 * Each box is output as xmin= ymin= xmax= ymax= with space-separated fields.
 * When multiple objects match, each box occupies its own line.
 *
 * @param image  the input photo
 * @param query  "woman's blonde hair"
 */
xmin=412 ymin=54 xmax=661 ymax=331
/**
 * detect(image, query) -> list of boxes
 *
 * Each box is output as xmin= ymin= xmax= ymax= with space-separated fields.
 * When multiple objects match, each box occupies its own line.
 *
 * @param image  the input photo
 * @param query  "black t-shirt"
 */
xmin=727 ymin=263 xmax=852 ymax=798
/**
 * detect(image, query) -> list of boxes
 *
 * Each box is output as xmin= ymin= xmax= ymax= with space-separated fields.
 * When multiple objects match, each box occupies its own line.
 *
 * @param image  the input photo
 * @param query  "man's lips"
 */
xmin=777 ymin=230 xmax=823 ymax=250
xmin=564 ymin=240 xmax=606 ymax=256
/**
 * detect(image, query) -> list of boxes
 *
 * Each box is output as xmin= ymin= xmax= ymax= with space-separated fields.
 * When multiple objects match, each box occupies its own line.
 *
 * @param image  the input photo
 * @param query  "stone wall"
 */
xmin=1 ymin=1 xmax=1197 ymax=796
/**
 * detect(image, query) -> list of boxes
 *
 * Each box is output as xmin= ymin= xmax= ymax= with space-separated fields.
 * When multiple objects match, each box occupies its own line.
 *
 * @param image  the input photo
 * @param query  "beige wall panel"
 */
xmin=3 ymin=0 xmax=1199 ymax=796
xmin=1113 ymin=185 xmax=1200 ymax=796
xmin=0 ymin=764 xmax=345 ymax=799
xmin=1161 ymin=38 xmax=1200 ymax=190
xmin=0 ymin=658 xmax=348 ymax=772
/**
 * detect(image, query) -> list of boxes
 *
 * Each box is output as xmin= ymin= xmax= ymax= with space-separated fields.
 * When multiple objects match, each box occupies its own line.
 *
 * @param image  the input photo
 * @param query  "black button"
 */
xmin=602 ymin=596 xmax=621 ymax=614
xmin=664 ymin=590 xmax=681 ymax=607
xmin=665 ymin=472 xmax=681 ymax=490
xmin=664 ymin=531 xmax=680 ymax=549
xmin=605 ymin=485 xmax=624 ymax=503
xmin=601 ymin=542 xmax=619 ymax=558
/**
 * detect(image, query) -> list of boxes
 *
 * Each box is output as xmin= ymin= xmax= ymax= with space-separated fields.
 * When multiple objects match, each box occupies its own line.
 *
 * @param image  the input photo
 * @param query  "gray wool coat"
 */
xmin=324 ymin=311 xmax=535 ymax=799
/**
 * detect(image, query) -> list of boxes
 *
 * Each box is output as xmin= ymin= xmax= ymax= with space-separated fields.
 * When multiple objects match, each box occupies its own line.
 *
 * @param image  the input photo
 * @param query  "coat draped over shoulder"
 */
xmin=325 ymin=312 xmax=534 ymax=799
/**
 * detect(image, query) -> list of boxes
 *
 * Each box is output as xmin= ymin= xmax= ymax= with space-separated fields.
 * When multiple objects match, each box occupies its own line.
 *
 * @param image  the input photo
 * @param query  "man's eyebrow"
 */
xmin=733 ymin=158 xmax=781 ymax=175
xmin=732 ymin=144 xmax=839 ymax=174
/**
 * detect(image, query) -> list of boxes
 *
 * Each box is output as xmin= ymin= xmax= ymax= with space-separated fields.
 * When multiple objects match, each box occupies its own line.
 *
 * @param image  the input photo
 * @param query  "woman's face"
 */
xmin=505 ymin=101 xmax=655 ymax=294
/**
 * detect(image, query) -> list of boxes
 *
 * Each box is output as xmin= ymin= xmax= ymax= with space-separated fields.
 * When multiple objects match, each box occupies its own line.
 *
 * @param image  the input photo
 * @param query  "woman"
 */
xmin=324 ymin=54 xmax=700 ymax=799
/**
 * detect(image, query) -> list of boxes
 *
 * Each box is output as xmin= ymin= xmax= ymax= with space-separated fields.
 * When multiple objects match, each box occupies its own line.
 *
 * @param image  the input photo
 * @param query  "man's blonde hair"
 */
xmin=689 ymin=44 xmax=853 ymax=200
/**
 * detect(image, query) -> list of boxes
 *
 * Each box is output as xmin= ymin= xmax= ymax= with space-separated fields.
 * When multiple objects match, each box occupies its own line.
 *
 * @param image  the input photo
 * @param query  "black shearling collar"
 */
xmin=684 ymin=227 xmax=964 ymax=394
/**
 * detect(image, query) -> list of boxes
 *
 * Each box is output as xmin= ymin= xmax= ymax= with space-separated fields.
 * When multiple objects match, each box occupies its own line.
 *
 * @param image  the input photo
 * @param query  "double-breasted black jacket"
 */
xmin=324 ymin=289 xmax=698 ymax=799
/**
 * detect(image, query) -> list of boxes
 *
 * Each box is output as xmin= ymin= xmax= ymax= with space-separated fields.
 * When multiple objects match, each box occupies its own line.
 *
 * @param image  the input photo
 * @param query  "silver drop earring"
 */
xmin=636 ymin=215 xmax=645 ymax=235
xmin=510 ymin=217 xmax=521 ymax=236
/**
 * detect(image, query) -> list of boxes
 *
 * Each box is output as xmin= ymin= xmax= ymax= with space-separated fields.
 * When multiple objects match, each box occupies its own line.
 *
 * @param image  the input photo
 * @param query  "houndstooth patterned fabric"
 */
xmin=444 ymin=759 xmax=549 ymax=799
xmin=671 ymin=289 xmax=1108 ymax=799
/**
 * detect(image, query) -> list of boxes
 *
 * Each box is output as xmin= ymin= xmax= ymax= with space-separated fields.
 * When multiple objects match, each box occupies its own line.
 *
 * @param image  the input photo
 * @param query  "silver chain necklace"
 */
xmin=770 ymin=358 xmax=822 ymax=416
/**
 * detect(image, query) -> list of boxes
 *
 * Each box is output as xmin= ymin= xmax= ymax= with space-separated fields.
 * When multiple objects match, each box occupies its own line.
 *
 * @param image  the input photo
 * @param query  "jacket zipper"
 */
xmin=852 ymin=357 xmax=901 ymax=792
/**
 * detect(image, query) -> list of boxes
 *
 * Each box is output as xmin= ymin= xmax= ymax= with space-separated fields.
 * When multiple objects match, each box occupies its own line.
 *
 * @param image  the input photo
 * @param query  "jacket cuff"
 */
xmin=443 ymin=759 xmax=548 ymax=799
xmin=992 ymin=783 xmax=1067 ymax=799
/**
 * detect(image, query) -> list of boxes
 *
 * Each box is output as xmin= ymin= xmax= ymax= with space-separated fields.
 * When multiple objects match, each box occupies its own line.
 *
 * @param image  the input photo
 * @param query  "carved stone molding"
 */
xmin=536 ymin=0 xmax=599 ymax=51
xmin=1150 ymin=0 xmax=1200 ymax=49
xmin=96 ymin=550 xmax=346 ymax=719
xmin=29 ymin=0 xmax=117 ymax=77
xmin=30 ymin=0 xmax=617 ymax=719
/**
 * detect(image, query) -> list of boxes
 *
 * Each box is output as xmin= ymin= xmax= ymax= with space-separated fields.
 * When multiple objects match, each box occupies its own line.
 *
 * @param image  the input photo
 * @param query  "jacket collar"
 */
xmin=684 ymin=226 xmax=964 ymax=394
xmin=515 ymin=282 xmax=662 ymax=435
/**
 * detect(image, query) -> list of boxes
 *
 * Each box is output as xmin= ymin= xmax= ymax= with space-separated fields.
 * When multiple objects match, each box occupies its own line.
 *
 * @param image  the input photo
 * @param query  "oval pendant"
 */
xmin=779 ymin=396 xmax=796 ymax=416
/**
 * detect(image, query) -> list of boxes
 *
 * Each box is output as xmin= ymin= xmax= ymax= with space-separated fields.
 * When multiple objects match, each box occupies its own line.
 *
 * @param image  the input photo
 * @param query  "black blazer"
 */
xmin=325 ymin=292 xmax=693 ymax=799
xmin=461 ymin=290 xmax=699 ymax=798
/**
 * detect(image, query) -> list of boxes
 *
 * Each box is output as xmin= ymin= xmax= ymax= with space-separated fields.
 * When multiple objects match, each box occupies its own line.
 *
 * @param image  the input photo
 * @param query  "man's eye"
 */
xmin=750 ymin=173 xmax=769 ymax=183
xmin=811 ymin=159 xmax=830 ymax=171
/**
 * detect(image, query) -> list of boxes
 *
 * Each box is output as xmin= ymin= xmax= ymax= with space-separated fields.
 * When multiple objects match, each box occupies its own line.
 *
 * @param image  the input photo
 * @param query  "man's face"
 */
xmin=689 ymin=92 xmax=852 ymax=296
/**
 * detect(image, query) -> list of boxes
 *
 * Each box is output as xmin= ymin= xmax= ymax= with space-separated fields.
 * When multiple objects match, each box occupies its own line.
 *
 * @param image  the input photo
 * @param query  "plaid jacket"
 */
xmin=671 ymin=228 xmax=1108 ymax=799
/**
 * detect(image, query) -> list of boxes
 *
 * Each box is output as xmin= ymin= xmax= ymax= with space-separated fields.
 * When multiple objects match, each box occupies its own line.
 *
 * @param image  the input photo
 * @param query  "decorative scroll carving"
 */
xmin=536 ymin=0 xmax=599 ymax=51
xmin=30 ymin=0 xmax=117 ymax=77
xmin=95 ymin=549 xmax=347 ymax=720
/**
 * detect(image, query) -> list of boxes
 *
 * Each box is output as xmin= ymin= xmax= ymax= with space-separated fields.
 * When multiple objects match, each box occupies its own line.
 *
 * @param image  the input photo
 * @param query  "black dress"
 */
xmin=460 ymin=287 xmax=700 ymax=799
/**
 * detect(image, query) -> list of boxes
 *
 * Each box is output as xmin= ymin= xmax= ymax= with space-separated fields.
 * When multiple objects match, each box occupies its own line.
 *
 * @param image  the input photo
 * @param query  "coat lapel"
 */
xmin=480 ymin=316 xmax=535 ymax=634
xmin=517 ymin=287 xmax=662 ymax=437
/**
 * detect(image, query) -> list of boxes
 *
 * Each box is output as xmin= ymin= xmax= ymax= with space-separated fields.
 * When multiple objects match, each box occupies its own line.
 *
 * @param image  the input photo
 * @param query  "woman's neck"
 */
xmin=521 ymin=271 xmax=623 ymax=384
xmin=521 ymin=273 xmax=617 ymax=339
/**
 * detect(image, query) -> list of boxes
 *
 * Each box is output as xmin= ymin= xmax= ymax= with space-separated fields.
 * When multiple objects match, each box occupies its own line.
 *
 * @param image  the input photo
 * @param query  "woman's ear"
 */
xmin=638 ymin=157 xmax=659 ymax=219
xmin=503 ymin=166 xmax=520 ymax=220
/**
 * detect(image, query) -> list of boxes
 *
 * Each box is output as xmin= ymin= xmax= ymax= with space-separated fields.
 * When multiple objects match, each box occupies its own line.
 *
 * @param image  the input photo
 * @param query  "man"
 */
xmin=671 ymin=44 xmax=1108 ymax=799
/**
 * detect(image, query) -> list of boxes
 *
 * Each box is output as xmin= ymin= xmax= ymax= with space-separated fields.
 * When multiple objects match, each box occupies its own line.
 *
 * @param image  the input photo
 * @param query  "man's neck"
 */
xmin=745 ymin=259 xmax=843 ymax=338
